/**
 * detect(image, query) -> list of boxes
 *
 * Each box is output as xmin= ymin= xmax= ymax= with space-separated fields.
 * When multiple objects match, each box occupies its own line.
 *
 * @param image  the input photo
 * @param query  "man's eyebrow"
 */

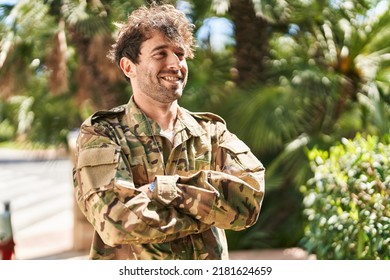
xmin=151 ymin=44 xmax=168 ymax=52
xmin=151 ymin=44 xmax=184 ymax=53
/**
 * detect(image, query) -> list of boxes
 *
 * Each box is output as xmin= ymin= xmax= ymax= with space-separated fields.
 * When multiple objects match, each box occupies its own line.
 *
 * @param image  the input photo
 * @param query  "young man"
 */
xmin=73 ymin=3 xmax=265 ymax=260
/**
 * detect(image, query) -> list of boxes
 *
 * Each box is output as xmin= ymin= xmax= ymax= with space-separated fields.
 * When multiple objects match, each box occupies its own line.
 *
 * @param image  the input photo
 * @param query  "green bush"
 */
xmin=0 ymin=92 xmax=81 ymax=147
xmin=0 ymin=96 xmax=32 ymax=142
xmin=0 ymin=119 xmax=16 ymax=142
xmin=300 ymin=134 xmax=390 ymax=259
xmin=28 ymin=93 xmax=81 ymax=146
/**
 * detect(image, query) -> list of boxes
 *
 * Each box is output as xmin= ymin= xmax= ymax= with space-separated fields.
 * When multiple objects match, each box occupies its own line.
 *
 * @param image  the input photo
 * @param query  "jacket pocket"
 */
xmin=76 ymin=146 xmax=121 ymax=199
xmin=219 ymin=139 xmax=264 ymax=172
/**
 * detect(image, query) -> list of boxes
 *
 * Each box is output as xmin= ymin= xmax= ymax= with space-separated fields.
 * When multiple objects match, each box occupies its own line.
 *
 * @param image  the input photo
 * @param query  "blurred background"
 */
xmin=0 ymin=0 xmax=389 ymax=260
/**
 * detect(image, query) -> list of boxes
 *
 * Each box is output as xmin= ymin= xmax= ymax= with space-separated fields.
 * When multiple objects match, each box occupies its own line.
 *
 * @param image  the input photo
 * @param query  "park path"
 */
xmin=0 ymin=148 xmax=75 ymax=259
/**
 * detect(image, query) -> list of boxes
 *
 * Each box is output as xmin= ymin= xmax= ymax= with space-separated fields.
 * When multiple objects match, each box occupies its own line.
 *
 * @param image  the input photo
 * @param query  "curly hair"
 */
xmin=108 ymin=3 xmax=195 ymax=66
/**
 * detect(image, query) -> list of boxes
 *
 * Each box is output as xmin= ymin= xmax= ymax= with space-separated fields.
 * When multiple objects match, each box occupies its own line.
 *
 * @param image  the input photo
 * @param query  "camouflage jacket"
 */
xmin=73 ymin=97 xmax=265 ymax=260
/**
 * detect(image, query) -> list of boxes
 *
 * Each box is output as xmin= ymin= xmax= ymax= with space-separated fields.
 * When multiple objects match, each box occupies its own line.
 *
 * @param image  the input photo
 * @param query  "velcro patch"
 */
xmin=77 ymin=147 xmax=120 ymax=168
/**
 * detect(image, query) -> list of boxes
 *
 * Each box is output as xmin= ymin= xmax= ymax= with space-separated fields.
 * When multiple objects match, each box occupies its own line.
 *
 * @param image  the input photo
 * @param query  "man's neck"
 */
xmin=133 ymin=94 xmax=178 ymax=131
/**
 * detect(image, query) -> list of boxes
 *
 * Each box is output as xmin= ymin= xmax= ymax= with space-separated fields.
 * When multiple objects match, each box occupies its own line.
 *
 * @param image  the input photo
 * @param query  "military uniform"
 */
xmin=73 ymin=97 xmax=265 ymax=260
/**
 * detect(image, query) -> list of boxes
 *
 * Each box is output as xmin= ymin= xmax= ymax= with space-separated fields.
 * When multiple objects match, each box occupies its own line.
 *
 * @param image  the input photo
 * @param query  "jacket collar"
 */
xmin=125 ymin=96 xmax=206 ymax=139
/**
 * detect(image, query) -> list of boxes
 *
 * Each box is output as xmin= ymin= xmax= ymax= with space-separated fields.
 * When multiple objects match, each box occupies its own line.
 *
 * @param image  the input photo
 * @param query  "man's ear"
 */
xmin=120 ymin=57 xmax=135 ymax=78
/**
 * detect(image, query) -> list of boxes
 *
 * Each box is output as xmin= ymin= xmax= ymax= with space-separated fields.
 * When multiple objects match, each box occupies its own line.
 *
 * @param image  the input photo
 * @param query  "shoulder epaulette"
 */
xmin=84 ymin=105 xmax=126 ymax=126
xmin=188 ymin=110 xmax=226 ymax=124
xmin=92 ymin=105 xmax=126 ymax=120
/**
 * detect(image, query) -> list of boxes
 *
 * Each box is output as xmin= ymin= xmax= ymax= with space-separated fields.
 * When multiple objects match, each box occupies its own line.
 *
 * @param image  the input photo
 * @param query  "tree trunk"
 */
xmin=47 ymin=19 xmax=68 ymax=95
xmin=70 ymin=30 xmax=128 ymax=110
xmin=229 ymin=0 xmax=270 ymax=87
xmin=65 ymin=0 xmax=129 ymax=110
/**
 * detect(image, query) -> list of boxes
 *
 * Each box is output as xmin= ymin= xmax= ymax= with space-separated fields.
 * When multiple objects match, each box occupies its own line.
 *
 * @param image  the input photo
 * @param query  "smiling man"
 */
xmin=73 ymin=3 xmax=265 ymax=260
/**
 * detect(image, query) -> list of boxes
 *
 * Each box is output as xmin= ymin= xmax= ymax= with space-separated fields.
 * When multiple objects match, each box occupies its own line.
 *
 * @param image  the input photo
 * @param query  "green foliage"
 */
xmin=0 ymin=96 xmax=33 ymax=142
xmin=300 ymin=134 xmax=390 ymax=259
xmin=0 ymin=100 xmax=14 ymax=142
xmin=28 ymin=93 xmax=81 ymax=147
xmin=0 ymin=119 xmax=15 ymax=142
xmin=181 ymin=49 xmax=234 ymax=111
xmin=219 ymin=0 xmax=390 ymax=250
xmin=0 ymin=91 xmax=80 ymax=147
xmin=0 ymin=100 xmax=16 ymax=142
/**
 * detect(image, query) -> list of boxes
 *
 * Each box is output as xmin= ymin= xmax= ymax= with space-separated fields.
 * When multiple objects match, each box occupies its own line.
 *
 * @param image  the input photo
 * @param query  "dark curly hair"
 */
xmin=108 ymin=3 xmax=195 ymax=67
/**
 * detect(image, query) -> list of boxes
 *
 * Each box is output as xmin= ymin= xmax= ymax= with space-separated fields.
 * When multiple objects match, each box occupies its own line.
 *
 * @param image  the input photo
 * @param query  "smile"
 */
xmin=161 ymin=76 xmax=181 ymax=81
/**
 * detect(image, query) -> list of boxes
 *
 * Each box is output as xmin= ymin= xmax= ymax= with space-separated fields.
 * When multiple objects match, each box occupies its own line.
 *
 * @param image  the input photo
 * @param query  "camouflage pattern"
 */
xmin=73 ymin=97 xmax=265 ymax=260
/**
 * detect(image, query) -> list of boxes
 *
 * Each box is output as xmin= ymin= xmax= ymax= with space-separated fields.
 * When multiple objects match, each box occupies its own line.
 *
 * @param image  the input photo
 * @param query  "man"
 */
xmin=73 ymin=3 xmax=265 ymax=260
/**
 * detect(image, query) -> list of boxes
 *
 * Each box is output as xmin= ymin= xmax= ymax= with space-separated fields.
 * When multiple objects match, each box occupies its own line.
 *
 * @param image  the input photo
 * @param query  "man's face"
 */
xmin=130 ymin=31 xmax=188 ymax=104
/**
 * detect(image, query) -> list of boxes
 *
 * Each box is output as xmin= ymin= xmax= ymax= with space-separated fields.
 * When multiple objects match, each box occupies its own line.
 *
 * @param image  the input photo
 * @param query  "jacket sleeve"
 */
xmin=153 ymin=121 xmax=265 ymax=231
xmin=73 ymin=125 xmax=209 ymax=247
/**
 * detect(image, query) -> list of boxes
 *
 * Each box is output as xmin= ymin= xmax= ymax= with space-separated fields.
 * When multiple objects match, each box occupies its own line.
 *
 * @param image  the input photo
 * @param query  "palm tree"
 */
xmin=0 ymin=0 xmax=56 ymax=98
xmin=61 ymin=0 xmax=131 ymax=110
xmin=191 ymin=0 xmax=291 ymax=86
xmin=0 ymin=0 xmax=142 ymax=144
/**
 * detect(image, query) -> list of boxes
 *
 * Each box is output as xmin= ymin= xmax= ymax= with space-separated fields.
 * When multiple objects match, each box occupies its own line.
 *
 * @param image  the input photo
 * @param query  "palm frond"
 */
xmin=62 ymin=0 xmax=111 ymax=37
xmin=221 ymin=86 xmax=302 ymax=155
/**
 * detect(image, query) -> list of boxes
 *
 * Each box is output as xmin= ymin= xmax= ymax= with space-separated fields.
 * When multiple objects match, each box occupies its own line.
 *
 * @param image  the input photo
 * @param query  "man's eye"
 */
xmin=154 ymin=52 xmax=166 ymax=59
xmin=176 ymin=52 xmax=185 ymax=59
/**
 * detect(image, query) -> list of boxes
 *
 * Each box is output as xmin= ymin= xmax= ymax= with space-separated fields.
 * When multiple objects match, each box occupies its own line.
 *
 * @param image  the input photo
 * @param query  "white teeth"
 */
xmin=163 ymin=76 xmax=179 ymax=81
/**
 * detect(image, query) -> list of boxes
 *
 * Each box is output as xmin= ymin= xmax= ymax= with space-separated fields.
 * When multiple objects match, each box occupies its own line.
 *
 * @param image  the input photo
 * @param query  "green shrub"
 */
xmin=28 ymin=93 xmax=80 ymax=146
xmin=0 ymin=94 xmax=80 ymax=146
xmin=300 ymin=134 xmax=390 ymax=259
xmin=0 ymin=96 xmax=31 ymax=142
xmin=0 ymin=119 xmax=16 ymax=142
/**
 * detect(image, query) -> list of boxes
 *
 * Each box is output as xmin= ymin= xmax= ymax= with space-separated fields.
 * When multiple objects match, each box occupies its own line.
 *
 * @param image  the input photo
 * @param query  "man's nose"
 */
xmin=167 ymin=53 xmax=183 ymax=70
